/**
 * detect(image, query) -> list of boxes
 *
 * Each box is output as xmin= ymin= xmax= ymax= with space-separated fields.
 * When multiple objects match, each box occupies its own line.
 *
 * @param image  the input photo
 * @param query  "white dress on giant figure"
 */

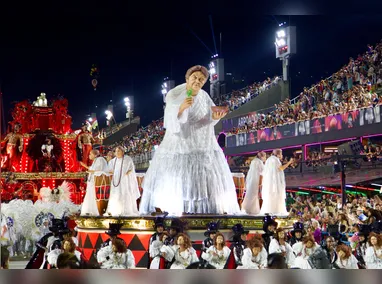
xmin=81 ymin=157 xmax=108 ymax=216
xmin=105 ymin=155 xmax=140 ymax=216
xmin=259 ymin=155 xmax=288 ymax=215
xmin=139 ymin=83 xmax=241 ymax=215
xmin=242 ymin=158 xmax=264 ymax=215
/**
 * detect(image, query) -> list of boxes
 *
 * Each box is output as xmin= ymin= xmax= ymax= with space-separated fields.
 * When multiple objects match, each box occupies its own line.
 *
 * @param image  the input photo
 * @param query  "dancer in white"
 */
xmin=139 ymin=65 xmax=241 ymax=215
xmin=242 ymin=152 xmax=266 ymax=215
xmin=259 ymin=149 xmax=293 ymax=216
xmin=105 ymin=146 xmax=140 ymax=216
xmin=80 ymin=150 xmax=108 ymax=216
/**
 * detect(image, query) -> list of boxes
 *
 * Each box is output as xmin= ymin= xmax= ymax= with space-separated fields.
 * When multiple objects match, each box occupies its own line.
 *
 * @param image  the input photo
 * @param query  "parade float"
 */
xmin=1 ymin=94 xmax=295 ymax=268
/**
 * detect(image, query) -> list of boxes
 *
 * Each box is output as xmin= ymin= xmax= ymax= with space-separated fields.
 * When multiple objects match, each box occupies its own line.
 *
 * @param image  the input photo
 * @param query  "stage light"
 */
xmin=164 ymin=82 xmax=167 ymax=88
xmin=88 ymin=117 xmax=93 ymax=122
xmin=124 ymin=97 xmax=129 ymax=102
xmin=209 ymin=67 xmax=216 ymax=75
xmin=277 ymin=30 xmax=286 ymax=38
xmin=161 ymin=89 xmax=167 ymax=95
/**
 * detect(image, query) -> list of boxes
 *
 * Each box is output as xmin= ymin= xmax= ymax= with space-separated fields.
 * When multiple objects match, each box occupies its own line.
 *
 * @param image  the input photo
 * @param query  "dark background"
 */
xmin=1 ymin=2 xmax=381 ymax=130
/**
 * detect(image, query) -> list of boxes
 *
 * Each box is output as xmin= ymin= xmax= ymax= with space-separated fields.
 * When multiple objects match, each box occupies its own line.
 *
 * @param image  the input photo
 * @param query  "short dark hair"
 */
xmin=56 ymin=252 xmax=81 ymax=269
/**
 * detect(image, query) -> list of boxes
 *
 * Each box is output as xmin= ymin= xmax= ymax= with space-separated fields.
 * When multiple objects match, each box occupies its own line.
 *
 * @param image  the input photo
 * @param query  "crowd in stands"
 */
xmin=213 ymin=76 xmax=281 ymax=111
xmin=226 ymin=40 xmax=382 ymax=136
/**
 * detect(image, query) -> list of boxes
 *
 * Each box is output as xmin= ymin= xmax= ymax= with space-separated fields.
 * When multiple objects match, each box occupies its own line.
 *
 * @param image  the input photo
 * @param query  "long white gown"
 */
xmin=139 ymin=83 xmax=241 ymax=215
xmin=268 ymin=239 xmax=295 ymax=267
xmin=259 ymin=155 xmax=288 ymax=215
xmin=242 ymin=158 xmax=264 ymax=215
xmin=81 ymin=157 xmax=108 ymax=216
xmin=105 ymin=155 xmax=140 ymax=216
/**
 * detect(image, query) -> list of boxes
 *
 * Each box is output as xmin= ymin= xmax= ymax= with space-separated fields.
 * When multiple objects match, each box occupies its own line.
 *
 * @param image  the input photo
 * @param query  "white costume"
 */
xmin=238 ymin=247 xmax=268 ymax=269
xmin=259 ymin=155 xmax=288 ymax=215
xmin=268 ymin=239 xmax=295 ymax=267
xmin=201 ymin=245 xmax=231 ymax=269
xmin=161 ymin=244 xmax=199 ymax=269
xmin=335 ymin=254 xmax=359 ymax=269
xmin=139 ymin=83 xmax=240 ymax=215
xmin=81 ymin=156 xmax=108 ymax=216
xmin=97 ymin=245 xmax=135 ymax=269
xmin=149 ymin=239 xmax=164 ymax=269
xmin=242 ymin=157 xmax=264 ymax=214
xmin=105 ymin=155 xmax=140 ymax=216
xmin=365 ymin=247 xmax=382 ymax=269
xmin=292 ymin=242 xmax=319 ymax=269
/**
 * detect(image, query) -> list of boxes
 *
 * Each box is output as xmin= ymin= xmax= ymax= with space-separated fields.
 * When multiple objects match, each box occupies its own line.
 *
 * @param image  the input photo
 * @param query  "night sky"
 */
xmin=1 ymin=6 xmax=382 ymax=130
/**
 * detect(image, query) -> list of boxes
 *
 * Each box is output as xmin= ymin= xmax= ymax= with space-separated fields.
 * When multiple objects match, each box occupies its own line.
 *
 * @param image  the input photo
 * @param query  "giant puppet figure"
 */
xmin=1 ymin=123 xmax=23 ymax=171
xmin=77 ymin=125 xmax=95 ymax=167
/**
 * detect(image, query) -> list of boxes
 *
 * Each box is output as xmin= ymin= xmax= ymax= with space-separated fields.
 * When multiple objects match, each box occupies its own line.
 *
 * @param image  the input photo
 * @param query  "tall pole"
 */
xmin=220 ymin=32 xmax=222 ymax=56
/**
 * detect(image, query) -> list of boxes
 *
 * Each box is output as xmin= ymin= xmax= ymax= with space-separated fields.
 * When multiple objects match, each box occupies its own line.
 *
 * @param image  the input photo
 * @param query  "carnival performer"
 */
xmin=365 ymin=232 xmax=382 ymax=269
xmin=229 ymin=223 xmax=249 ymax=267
xmin=335 ymin=244 xmax=359 ymax=269
xmin=202 ymin=221 xmax=220 ymax=253
xmin=77 ymin=125 xmax=95 ymax=167
xmin=292 ymin=235 xmax=320 ymax=269
xmin=259 ymin=149 xmax=293 ymax=215
xmin=269 ymin=228 xmax=295 ymax=267
xmin=242 ymin=152 xmax=266 ymax=215
xmin=47 ymin=236 xmax=83 ymax=268
xmin=80 ymin=150 xmax=108 ymax=216
xmin=149 ymin=231 xmax=170 ymax=269
xmin=26 ymin=218 xmax=69 ymax=269
xmin=0 ymin=214 xmax=16 ymax=257
xmin=148 ymin=215 xmax=167 ymax=268
xmin=201 ymin=232 xmax=231 ymax=269
xmin=104 ymin=146 xmax=140 ymax=216
xmin=40 ymin=138 xmax=55 ymax=171
xmin=97 ymin=238 xmax=135 ymax=269
xmin=289 ymin=222 xmax=305 ymax=247
xmin=262 ymin=215 xmax=278 ymax=252
xmin=160 ymin=233 xmax=199 ymax=269
xmin=1 ymin=123 xmax=23 ymax=171
xmin=98 ymin=223 xmax=126 ymax=250
xmin=239 ymin=236 xmax=268 ymax=269
xmin=139 ymin=65 xmax=240 ymax=215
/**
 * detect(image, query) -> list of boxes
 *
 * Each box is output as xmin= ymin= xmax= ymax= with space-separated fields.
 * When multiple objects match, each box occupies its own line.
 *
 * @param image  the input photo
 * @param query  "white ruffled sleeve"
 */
xmin=47 ymin=249 xmax=62 ymax=267
xmin=126 ymin=249 xmax=136 ymax=269
xmin=149 ymin=240 xmax=163 ymax=258
xmin=269 ymin=239 xmax=282 ymax=254
xmin=260 ymin=247 xmax=268 ymax=268
xmin=190 ymin=247 xmax=199 ymax=264
xmin=241 ymin=248 xmax=259 ymax=269
xmin=285 ymin=243 xmax=296 ymax=267
xmin=123 ymin=155 xmax=141 ymax=200
xmin=201 ymin=246 xmax=214 ymax=262
xmin=292 ymin=242 xmax=303 ymax=257
xmin=163 ymin=84 xmax=188 ymax=134
xmin=97 ymin=245 xmax=112 ymax=264
xmin=160 ymin=245 xmax=175 ymax=262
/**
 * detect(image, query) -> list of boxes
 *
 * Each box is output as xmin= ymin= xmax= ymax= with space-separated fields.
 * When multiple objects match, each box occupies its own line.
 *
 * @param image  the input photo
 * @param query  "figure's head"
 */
xmin=114 ymin=146 xmax=125 ymax=158
xmin=111 ymin=238 xmax=127 ymax=253
xmin=63 ymin=237 xmax=76 ymax=253
xmin=272 ymin=149 xmax=283 ymax=160
xmin=89 ymin=149 xmax=100 ymax=161
xmin=185 ymin=65 xmax=208 ymax=94
xmin=303 ymin=235 xmax=315 ymax=248
xmin=257 ymin=151 xmax=267 ymax=162
xmin=175 ymin=233 xmax=192 ymax=248
xmin=213 ymin=233 xmax=225 ymax=247
xmin=14 ymin=124 xmax=21 ymax=132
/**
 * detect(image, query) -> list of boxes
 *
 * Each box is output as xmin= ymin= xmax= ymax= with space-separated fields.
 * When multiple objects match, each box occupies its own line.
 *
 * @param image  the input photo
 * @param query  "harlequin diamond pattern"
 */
xmin=77 ymin=231 xmax=151 ymax=267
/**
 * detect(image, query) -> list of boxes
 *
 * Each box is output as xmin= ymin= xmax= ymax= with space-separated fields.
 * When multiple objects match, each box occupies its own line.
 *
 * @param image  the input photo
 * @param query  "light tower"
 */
xmin=275 ymin=24 xmax=296 ymax=81
xmin=209 ymin=54 xmax=225 ymax=99
xmin=161 ymin=77 xmax=175 ymax=104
